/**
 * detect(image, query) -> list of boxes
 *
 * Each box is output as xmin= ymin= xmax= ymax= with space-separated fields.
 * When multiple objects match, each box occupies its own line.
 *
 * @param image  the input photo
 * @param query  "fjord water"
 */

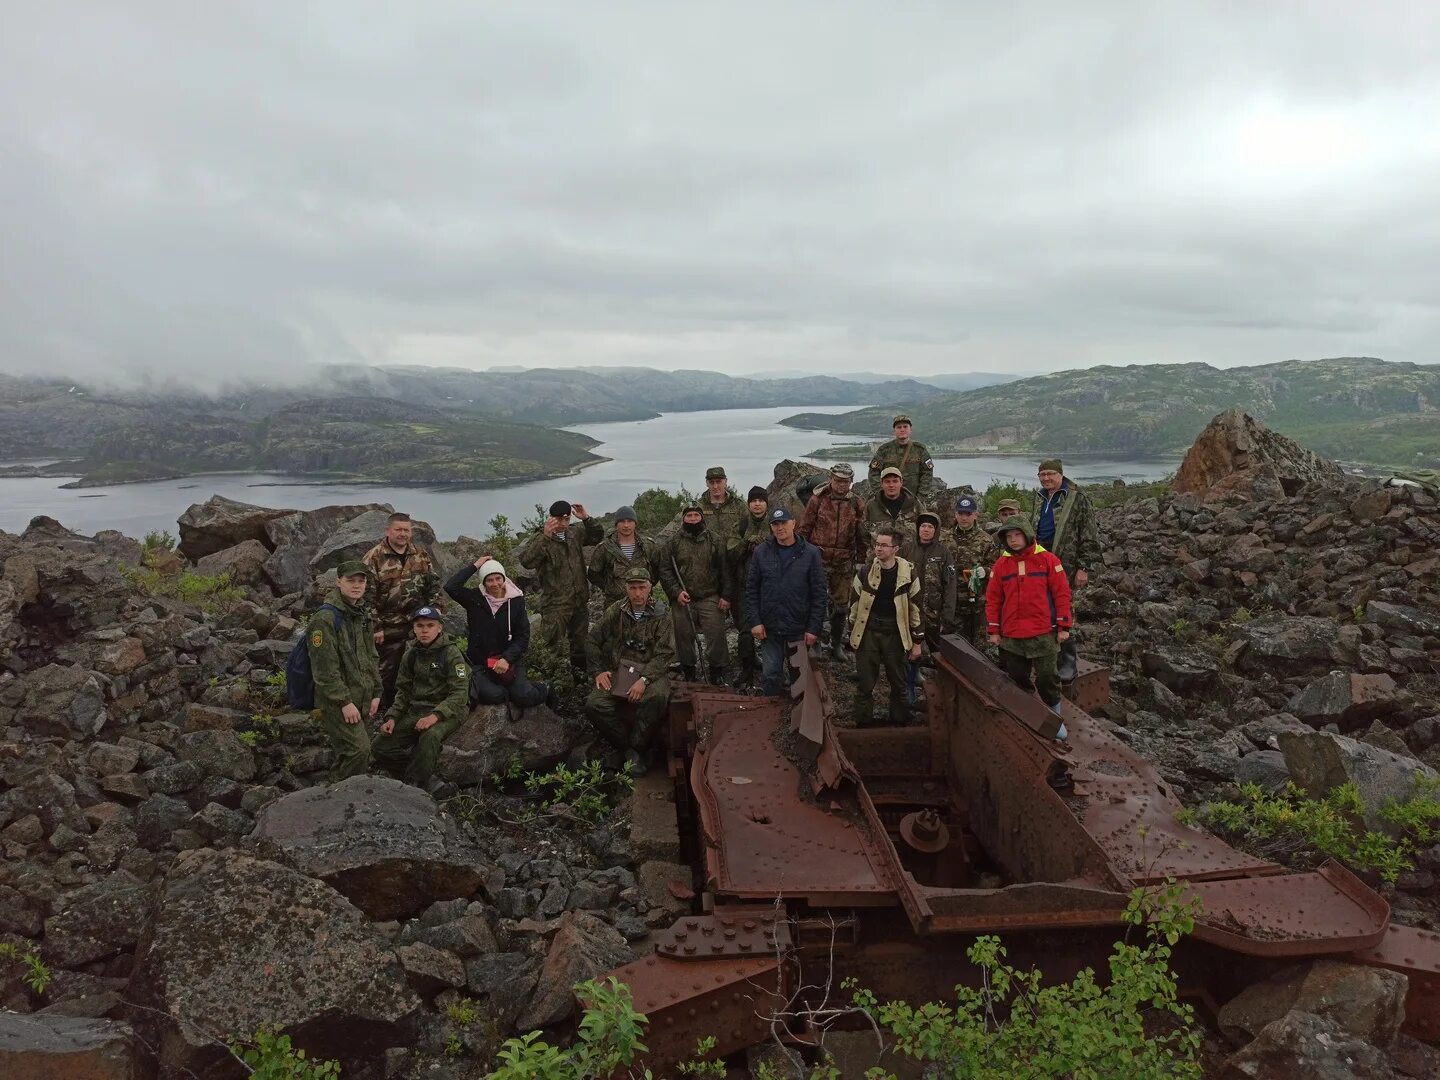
xmin=0 ymin=406 xmax=1176 ymax=539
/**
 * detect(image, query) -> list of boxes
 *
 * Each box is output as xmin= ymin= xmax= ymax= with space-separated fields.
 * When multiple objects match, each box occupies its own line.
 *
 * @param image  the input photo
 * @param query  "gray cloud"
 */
xmin=2 ymin=2 xmax=1438 ymax=389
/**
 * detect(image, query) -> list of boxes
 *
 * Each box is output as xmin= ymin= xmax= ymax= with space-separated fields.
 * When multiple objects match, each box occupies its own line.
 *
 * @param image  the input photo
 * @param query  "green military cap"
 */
xmin=997 ymin=499 xmax=1022 ymax=513
xmin=705 ymin=466 xmax=727 ymax=480
xmin=336 ymin=559 xmax=369 ymax=578
xmin=624 ymin=566 xmax=652 ymax=584
xmin=880 ymin=466 xmax=903 ymax=479
xmin=1039 ymin=458 xmax=1064 ymax=473
xmin=892 ymin=414 xmax=911 ymax=427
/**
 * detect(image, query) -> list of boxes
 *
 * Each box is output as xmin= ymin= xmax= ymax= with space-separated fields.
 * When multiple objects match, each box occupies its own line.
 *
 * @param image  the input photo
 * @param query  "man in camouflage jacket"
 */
xmin=585 ymin=568 xmax=676 ymax=772
xmin=912 ymin=512 xmax=958 ymax=645
xmin=868 ymin=414 xmax=935 ymax=498
xmin=659 ymin=505 xmax=734 ymax=682
xmin=363 ymin=512 xmax=443 ymax=709
xmin=865 ymin=467 xmax=922 ymax=557
xmin=800 ymin=463 xmax=867 ymax=660
xmin=518 ymin=499 xmax=604 ymax=676
xmin=1027 ymin=458 xmax=1102 ymax=676
xmin=371 ymin=606 xmax=469 ymax=788
xmin=732 ymin=486 xmax=773 ymax=686
xmin=307 ymin=560 xmax=383 ymax=781
xmin=946 ymin=495 xmax=994 ymax=647
xmin=588 ymin=505 xmax=661 ymax=605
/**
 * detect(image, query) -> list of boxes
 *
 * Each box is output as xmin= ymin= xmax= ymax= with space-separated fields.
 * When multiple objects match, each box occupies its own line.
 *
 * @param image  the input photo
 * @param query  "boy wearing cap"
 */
xmin=372 ymin=607 xmax=470 ymax=788
xmin=588 ymin=505 xmax=661 ymax=606
xmin=585 ymin=567 xmax=676 ymax=771
xmin=518 ymin=499 xmax=603 ymax=677
xmin=868 ymin=415 xmax=934 ymax=498
xmin=307 ymin=560 xmax=383 ymax=781
xmin=800 ymin=462 xmax=867 ymax=660
xmin=947 ymin=496 xmax=992 ymax=646
xmin=986 ymin=518 xmax=1072 ymax=728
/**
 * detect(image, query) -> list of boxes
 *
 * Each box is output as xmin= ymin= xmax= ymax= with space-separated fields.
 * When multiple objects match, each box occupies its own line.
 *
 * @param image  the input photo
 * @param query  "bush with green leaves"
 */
xmin=1194 ymin=778 xmax=1440 ymax=883
xmin=632 ymin=486 xmax=694 ymax=531
xmin=979 ymin=479 xmax=1026 ymax=517
xmin=489 ymin=759 xmax=635 ymax=826
xmin=143 ymin=528 xmax=177 ymax=552
xmin=123 ymin=560 xmax=245 ymax=613
xmin=484 ymin=884 xmax=1204 ymax=1079
xmin=227 ymin=1025 xmax=340 ymax=1079
xmin=0 ymin=941 xmax=52 ymax=996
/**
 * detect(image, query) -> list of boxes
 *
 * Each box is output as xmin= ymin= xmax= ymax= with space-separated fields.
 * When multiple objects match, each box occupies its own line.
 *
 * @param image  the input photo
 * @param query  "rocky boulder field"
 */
xmin=1 ymin=412 xmax=1438 ymax=1078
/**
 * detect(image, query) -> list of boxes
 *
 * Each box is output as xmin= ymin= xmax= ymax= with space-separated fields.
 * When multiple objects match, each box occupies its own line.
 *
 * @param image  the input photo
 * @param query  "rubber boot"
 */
xmin=733 ymin=662 xmax=756 ymax=690
xmin=710 ymin=667 xmax=730 ymax=689
xmin=681 ymin=665 xmax=698 ymax=683
xmin=1057 ymin=636 xmax=1079 ymax=683
xmin=1049 ymin=700 xmax=1068 ymax=741
xmin=829 ymin=614 xmax=851 ymax=662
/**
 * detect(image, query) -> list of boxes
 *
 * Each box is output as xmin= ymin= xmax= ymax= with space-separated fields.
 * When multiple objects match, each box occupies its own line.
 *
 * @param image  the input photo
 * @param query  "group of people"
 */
xmin=303 ymin=414 xmax=1102 ymax=784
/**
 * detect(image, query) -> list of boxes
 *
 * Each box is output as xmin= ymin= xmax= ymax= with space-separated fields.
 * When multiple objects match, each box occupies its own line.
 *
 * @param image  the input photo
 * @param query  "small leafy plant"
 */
xmin=226 ymin=1024 xmax=340 ymax=1079
xmin=0 ymin=941 xmax=52 ymax=996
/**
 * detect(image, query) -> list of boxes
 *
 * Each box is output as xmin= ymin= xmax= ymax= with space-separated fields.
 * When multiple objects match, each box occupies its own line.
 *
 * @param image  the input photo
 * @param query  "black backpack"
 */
xmin=284 ymin=604 xmax=343 ymax=710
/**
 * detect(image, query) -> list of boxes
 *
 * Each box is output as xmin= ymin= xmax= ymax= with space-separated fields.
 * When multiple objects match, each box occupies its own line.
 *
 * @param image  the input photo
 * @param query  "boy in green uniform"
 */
xmin=307 ymin=560 xmax=383 ymax=781
xmin=372 ymin=606 xmax=471 ymax=789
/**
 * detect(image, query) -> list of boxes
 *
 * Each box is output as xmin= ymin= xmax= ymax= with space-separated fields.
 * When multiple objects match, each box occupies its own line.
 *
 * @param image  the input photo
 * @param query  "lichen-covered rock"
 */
xmin=436 ymin=704 xmax=587 ymax=787
xmin=43 ymin=878 xmax=154 ymax=970
xmin=0 ymin=1012 xmax=145 ymax=1080
xmin=1173 ymin=410 xmax=1344 ymax=502
xmin=250 ymin=775 xmax=488 ymax=919
xmin=193 ymin=540 xmax=270 ymax=589
xmin=1218 ymin=960 xmax=1408 ymax=1046
xmin=262 ymin=504 xmax=390 ymax=595
xmin=1279 ymin=730 xmax=1438 ymax=833
xmin=1219 ymin=1009 xmax=1396 ymax=1079
xmin=516 ymin=911 xmax=635 ymax=1031
xmin=128 ymin=849 xmax=419 ymax=1077
xmin=176 ymin=495 xmax=292 ymax=562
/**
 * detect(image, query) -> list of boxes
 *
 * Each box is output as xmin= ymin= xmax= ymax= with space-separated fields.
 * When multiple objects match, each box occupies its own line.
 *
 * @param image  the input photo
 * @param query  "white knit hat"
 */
xmin=478 ymin=559 xmax=506 ymax=580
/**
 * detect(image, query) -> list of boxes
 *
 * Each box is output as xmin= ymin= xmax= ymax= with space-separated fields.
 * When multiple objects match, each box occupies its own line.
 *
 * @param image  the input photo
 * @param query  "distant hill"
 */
xmin=752 ymin=369 xmax=1020 ymax=392
xmin=783 ymin=357 xmax=1440 ymax=469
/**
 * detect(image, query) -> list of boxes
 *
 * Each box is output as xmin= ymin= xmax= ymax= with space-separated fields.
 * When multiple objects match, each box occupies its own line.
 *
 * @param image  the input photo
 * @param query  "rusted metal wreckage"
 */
xmin=603 ymin=636 xmax=1440 ymax=1070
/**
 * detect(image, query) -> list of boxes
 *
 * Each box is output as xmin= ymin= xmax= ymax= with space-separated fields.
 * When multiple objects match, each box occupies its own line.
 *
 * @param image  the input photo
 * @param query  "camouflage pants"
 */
xmin=538 ymin=599 xmax=589 ymax=671
xmin=823 ymin=561 xmax=852 ymax=615
xmin=671 ymin=596 xmax=731 ymax=675
xmin=951 ymin=601 xmax=987 ymax=649
xmin=317 ymin=705 xmax=371 ymax=782
xmin=999 ymin=634 xmax=1061 ymax=707
xmin=585 ymin=679 xmax=671 ymax=752
xmin=372 ymin=708 xmax=467 ymax=787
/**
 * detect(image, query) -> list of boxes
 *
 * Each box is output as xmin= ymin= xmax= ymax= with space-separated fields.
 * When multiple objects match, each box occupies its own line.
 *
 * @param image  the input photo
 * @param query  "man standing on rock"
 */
xmin=659 ymin=503 xmax=734 ymax=683
xmin=363 ymin=512 xmax=443 ymax=709
xmin=1027 ymin=459 xmax=1101 ymax=677
xmin=518 ymin=499 xmax=603 ymax=678
xmin=868 ymin=414 xmax=934 ymax=498
xmin=801 ymin=462 xmax=867 ymax=661
xmin=308 ymin=560 xmax=382 ymax=781
xmin=849 ymin=528 xmax=924 ymax=726
xmin=588 ymin=505 xmax=660 ymax=606
xmin=747 ymin=506 xmax=826 ymax=697
xmin=372 ymin=607 xmax=469 ymax=790
xmin=732 ymin=486 xmax=773 ymax=688
xmin=585 ymin=568 xmax=676 ymax=772
xmin=947 ymin=496 xmax=993 ymax=647
xmin=865 ymin=466 xmax=922 ymax=556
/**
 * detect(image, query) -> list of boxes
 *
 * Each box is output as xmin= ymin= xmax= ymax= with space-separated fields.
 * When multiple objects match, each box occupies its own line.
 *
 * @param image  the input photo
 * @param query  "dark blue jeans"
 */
xmin=758 ymin=633 xmax=801 ymax=696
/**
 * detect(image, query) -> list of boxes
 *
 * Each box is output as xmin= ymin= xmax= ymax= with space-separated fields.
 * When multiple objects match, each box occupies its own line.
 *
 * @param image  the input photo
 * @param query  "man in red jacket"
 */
xmin=985 ymin=518 xmax=1072 ymax=730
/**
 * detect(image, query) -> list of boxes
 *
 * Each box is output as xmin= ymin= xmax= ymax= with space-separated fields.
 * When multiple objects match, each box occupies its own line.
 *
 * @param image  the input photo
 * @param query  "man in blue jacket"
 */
xmin=745 ymin=507 xmax=827 ymax=697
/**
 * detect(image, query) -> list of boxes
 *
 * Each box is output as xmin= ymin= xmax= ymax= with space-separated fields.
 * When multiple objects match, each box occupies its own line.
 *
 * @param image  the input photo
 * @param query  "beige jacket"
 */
xmin=849 ymin=557 xmax=923 ymax=651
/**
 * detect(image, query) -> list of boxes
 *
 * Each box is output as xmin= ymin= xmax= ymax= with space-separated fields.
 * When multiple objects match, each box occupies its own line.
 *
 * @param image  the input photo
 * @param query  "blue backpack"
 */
xmin=285 ymin=604 xmax=344 ymax=710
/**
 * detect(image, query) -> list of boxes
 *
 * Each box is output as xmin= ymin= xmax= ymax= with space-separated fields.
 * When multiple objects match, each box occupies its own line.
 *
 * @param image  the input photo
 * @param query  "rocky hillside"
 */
xmin=784 ymin=356 xmax=1440 ymax=469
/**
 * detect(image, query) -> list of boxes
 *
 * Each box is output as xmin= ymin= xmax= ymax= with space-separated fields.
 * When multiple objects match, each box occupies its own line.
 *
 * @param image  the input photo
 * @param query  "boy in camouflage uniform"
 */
xmin=868 ymin=415 xmax=935 ymax=498
xmin=585 ymin=568 xmax=676 ymax=772
xmin=659 ymin=504 xmax=734 ymax=682
xmin=947 ymin=496 xmax=993 ymax=647
xmin=307 ymin=560 xmax=383 ymax=781
xmin=588 ymin=505 xmax=661 ymax=605
xmin=363 ymin=512 xmax=443 ymax=709
xmin=518 ymin=499 xmax=604 ymax=677
xmin=372 ymin=606 xmax=470 ymax=789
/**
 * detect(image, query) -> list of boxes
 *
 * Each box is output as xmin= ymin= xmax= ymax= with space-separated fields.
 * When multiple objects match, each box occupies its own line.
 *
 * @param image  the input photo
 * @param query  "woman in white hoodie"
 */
xmin=444 ymin=557 xmax=553 ymax=710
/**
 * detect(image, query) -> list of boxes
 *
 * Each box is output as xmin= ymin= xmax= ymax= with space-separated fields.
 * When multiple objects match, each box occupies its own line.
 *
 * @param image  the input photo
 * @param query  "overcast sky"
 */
xmin=2 ymin=3 xmax=1438 ymax=389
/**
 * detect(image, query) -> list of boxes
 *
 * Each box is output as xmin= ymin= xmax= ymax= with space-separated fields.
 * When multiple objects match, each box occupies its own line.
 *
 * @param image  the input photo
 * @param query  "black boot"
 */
xmin=1058 ymin=636 xmax=1079 ymax=683
xmin=681 ymin=664 xmax=698 ymax=682
xmin=829 ymin=615 xmax=851 ymax=662
xmin=733 ymin=662 xmax=756 ymax=690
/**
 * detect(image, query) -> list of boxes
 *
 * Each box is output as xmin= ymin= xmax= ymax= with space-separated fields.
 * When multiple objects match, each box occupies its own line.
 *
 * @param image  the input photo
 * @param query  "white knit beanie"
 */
xmin=478 ymin=559 xmax=506 ymax=581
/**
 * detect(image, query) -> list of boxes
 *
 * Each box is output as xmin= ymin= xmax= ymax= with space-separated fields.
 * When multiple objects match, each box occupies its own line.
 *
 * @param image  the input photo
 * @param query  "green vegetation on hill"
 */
xmin=783 ymin=357 xmax=1440 ymax=469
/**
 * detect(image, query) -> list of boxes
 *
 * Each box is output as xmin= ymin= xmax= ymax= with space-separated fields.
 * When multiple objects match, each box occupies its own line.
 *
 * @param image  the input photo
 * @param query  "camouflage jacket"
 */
xmin=588 ymin=531 xmax=662 ymax=604
xmin=387 ymin=631 xmax=469 ymax=726
xmin=868 ymin=438 xmax=934 ymax=495
xmin=912 ymin=540 xmax=958 ymax=630
xmin=693 ymin=493 xmax=747 ymax=564
xmin=659 ymin=528 xmax=733 ymax=603
xmin=801 ymin=485 xmax=868 ymax=567
xmin=864 ymin=490 xmax=922 ymax=552
xmin=306 ymin=589 xmax=382 ymax=711
xmin=736 ymin=511 xmax=771 ymax=580
xmin=947 ymin=522 xmax=996 ymax=603
xmin=518 ymin=518 xmax=604 ymax=608
xmin=1026 ymin=481 xmax=1102 ymax=575
xmin=587 ymin=598 xmax=676 ymax=682
xmin=362 ymin=540 xmax=442 ymax=641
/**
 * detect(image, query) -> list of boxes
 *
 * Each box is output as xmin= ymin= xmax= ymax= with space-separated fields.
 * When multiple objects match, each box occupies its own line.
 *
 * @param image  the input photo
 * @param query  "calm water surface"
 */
xmin=0 ymin=406 xmax=1176 ymax=539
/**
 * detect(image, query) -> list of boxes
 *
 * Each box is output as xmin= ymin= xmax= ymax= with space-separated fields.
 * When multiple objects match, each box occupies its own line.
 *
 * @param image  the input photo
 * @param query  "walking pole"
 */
xmin=670 ymin=555 xmax=700 ymax=679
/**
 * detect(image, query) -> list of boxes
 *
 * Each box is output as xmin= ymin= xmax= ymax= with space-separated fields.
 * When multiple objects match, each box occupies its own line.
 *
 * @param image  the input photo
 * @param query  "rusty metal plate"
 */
xmin=938 ymin=634 xmax=1063 ymax=739
xmin=836 ymin=726 xmax=936 ymax=777
xmin=610 ymin=950 xmax=784 ymax=1071
xmin=1064 ymin=659 xmax=1110 ymax=714
xmin=654 ymin=909 xmax=792 ymax=961
xmin=1185 ymin=861 xmax=1389 ymax=955
xmin=690 ymin=699 xmax=893 ymax=903
xmin=1351 ymin=922 xmax=1440 ymax=1042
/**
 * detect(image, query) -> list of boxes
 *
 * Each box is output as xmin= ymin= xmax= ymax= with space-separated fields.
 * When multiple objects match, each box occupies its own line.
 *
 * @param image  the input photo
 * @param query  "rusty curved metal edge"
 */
xmin=1350 ymin=922 xmax=1440 ymax=1042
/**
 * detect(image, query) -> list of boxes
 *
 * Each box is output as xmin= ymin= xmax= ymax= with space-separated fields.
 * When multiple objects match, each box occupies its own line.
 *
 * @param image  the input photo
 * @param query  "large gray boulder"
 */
xmin=16 ymin=664 xmax=108 ymax=740
xmin=436 ymin=704 xmax=588 ymax=787
xmin=1172 ymin=410 xmax=1344 ymax=503
xmin=1285 ymin=672 xmax=1401 ymax=729
xmin=1366 ymin=600 xmax=1440 ymax=638
xmin=43 ymin=878 xmax=154 ymax=969
xmin=1279 ymin=730 xmax=1438 ymax=832
xmin=0 ymin=1013 xmax=145 ymax=1080
xmin=128 ymin=849 xmax=419 ymax=1077
xmin=250 ymin=775 xmax=487 ymax=919
xmin=307 ymin=509 xmax=437 ymax=574
xmin=1238 ymin=616 xmax=1356 ymax=674
xmin=263 ymin=503 xmax=390 ymax=595
xmin=1217 ymin=960 xmax=1408 ymax=1046
xmin=517 ymin=911 xmax=636 ymax=1031
xmin=193 ymin=539 xmax=269 ymax=589
xmin=1219 ymin=1010 xmax=1396 ymax=1079
xmin=177 ymin=495 xmax=292 ymax=562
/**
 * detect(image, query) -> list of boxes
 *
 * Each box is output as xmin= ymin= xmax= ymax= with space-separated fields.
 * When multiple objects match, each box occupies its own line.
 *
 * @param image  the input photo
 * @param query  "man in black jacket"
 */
xmin=745 ymin=507 xmax=827 ymax=697
xmin=444 ymin=557 xmax=552 ymax=710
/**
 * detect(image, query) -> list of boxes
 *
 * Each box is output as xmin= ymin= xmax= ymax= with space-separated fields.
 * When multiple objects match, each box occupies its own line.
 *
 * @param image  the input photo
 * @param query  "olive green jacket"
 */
xmin=387 ymin=631 xmax=470 ymax=726
xmin=306 ymin=590 xmax=382 ymax=712
xmin=868 ymin=438 xmax=934 ymax=494
xmin=587 ymin=530 xmax=662 ymax=604
xmin=587 ymin=598 xmax=676 ymax=682
xmin=518 ymin=518 xmax=604 ymax=608
xmin=1026 ymin=481 xmax=1102 ymax=576
xmin=659 ymin=528 xmax=734 ymax=604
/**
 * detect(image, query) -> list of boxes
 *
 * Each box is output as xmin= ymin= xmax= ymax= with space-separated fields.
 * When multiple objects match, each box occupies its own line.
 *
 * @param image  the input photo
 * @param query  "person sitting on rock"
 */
xmin=372 ymin=606 xmax=470 ymax=789
xmin=444 ymin=556 xmax=553 ymax=712
xmin=985 ymin=519 xmax=1072 ymax=738
xmin=308 ymin=559 xmax=383 ymax=782
xmin=584 ymin=567 xmax=676 ymax=772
